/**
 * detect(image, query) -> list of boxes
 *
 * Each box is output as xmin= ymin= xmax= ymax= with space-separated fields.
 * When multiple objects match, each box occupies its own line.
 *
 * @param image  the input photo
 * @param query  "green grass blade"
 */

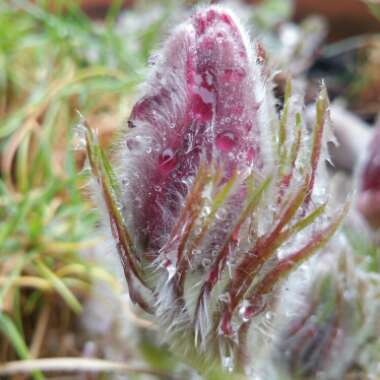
xmin=0 ymin=314 xmax=44 ymax=380
xmin=35 ymin=260 xmax=82 ymax=314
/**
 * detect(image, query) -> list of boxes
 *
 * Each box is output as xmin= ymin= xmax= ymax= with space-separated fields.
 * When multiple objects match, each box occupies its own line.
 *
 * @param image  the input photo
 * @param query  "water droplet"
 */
xmin=218 ymin=293 xmax=231 ymax=304
xmin=238 ymin=300 xmax=252 ymax=322
xmin=201 ymin=206 xmax=211 ymax=217
xmin=205 ymin=71 xmax=213 ymax=86
xmin=265 ymin=311 xmax=273 ymax=321
xmin=237 ymin=152 xmax=245 ymax=161
xmin=216 ymin=32 xmax=225 ymax=42
xmin=159 ymin=148 xmax=177 ymax=173
xmin=216 ymin=131 xmax=236 ymax=152
xmin=216 ymin=209 xmax=227 ymax=220
xmin=222 ymin=356 xmax=234 ymax=373
xmin=163 ymin=259 xmax=176 ymax=281
xmin=202 ymin=258 xmax=212 ymax=268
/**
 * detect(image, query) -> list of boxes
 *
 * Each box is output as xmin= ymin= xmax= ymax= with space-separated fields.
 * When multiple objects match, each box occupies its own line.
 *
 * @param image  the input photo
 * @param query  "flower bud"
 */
xmin=357 ymin=125 xmax=380 ymax=229
xmin=274 ymin=249 xmax=379 ymax=380
xmin=126 ymin=6 xmax=262 ymax=250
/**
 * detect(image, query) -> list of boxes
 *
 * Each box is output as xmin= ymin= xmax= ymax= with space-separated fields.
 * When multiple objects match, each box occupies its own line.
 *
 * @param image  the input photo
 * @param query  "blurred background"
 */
xmin=0 ymin=1 xmax=379 ymax=379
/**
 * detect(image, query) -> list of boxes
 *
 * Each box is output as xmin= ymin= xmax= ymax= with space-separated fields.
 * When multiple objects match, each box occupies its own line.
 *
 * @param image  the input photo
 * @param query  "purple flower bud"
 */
xmin=357 ymin=125 xmax=380 ymax=229
xmin=125 ymin=6 xmax=262 ymax=250
xmin=275 ymin=251 xmax=378 ymax=380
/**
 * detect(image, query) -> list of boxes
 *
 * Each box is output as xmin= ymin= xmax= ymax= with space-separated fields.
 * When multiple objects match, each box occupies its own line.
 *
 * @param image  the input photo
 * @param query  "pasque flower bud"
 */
xmin=126 ymin=6 xmax=263 ymax=251
xmin=85 ymin=5 xmax=346 ymax=376
xmin=275 ymin=248 xmax=379 ymax=380
xmin=357 ymin=125 xmax=380 ymax=229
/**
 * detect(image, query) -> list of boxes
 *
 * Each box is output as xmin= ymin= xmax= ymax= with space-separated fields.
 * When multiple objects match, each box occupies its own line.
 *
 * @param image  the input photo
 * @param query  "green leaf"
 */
xmin=0 ymin=196 xmax=32 ymax=247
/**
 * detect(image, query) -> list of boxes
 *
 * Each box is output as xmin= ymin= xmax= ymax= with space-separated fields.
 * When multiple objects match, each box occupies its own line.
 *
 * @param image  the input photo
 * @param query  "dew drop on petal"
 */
xmin=216 ymin=131 xmax=236 ymax=152
xmin=205 ymin=71 xmax=214 ymax=86
xmin=202 ymin=258 xmax=212 ymax=268
xmin=163 ymin=259 xmax=176 ymax=281
xmin=121 ymin=177 xmax=129 ymax=187
xmin=237 ymin=152 xmax=245 ymax=161
xmin=158 ymin=148 xmax=177 ymax=173
xmin=238 ymin=300 xmax=252 ymax=322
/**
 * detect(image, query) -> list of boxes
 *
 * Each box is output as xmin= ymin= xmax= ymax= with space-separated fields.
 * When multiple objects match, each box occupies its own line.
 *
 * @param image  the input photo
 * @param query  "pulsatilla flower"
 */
xmin=84 ymin=5 xmax=347 ymax=375
xmin=357 ymin=125 xmax=380 ymax=229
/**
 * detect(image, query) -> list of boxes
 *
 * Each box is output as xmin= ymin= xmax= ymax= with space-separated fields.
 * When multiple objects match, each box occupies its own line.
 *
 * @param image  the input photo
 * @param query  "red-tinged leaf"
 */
xmin=193 ymin=176 xmax=271 ymax=325
xmin=277 ymin=112 xmax=302 ymax=204
xmin=172 ymin=168 xmax=210 ymax=297
xmin=307 ymin=85 xmax=329 ymax=199
xmin=220 ymin=174 xmax=311 ymax=321
xmin=275 ymin=203 xmax=327 ymax=248
xmin=158 ymin=163 xmax=209 ymax=259
xmin=278 ymin=77 xmax=292 ymax=166
xmin=84 ymin=124 xmax=154 ymax=312
xmin=242 ymin=202 xmax=349 ymax=321
xmin=290 ymin=113 xmax=303 ymax=168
